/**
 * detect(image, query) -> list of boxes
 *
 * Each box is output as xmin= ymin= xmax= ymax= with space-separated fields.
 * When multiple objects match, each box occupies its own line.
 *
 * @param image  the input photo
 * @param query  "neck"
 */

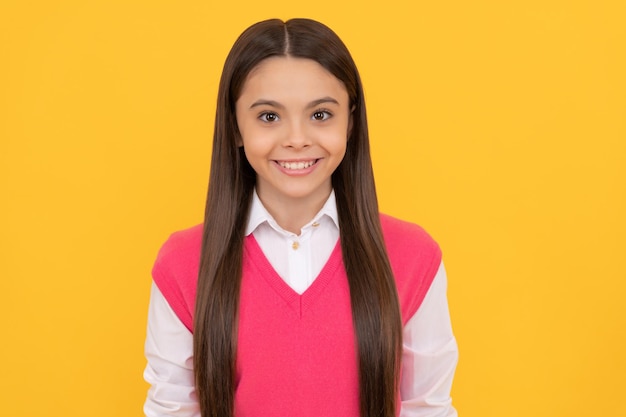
xmin=257 ymin=188 xmax=331 ymax=235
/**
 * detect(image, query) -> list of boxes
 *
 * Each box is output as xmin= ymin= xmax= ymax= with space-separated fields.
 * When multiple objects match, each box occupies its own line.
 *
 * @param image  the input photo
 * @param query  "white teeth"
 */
xmin=279 ymin=160 xmax=315 ymax=170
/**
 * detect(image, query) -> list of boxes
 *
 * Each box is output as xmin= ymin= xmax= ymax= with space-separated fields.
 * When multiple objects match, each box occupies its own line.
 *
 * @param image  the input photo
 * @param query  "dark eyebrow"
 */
xmin=307 ymin=97 xmax=339 ymax=109
xmin=250 ymin=99 xmax=284 ymax=109
xmin=249 ymin=96 xmax=339 ymax=110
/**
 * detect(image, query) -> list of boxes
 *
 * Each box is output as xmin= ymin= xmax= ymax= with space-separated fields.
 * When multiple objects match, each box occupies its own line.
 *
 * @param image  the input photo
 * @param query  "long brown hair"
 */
xmin=194 ymin=18 xmax=402 ymax=417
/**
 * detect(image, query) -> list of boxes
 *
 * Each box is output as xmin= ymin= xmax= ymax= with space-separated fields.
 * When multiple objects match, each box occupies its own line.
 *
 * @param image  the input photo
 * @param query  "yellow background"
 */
xmin=1 ymin=1 xmax=624 ymax=416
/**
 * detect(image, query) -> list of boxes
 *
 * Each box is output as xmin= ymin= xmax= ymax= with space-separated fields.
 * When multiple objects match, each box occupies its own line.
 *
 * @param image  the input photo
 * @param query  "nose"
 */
xmin=283 ymin=119 xmax=311 ymax=149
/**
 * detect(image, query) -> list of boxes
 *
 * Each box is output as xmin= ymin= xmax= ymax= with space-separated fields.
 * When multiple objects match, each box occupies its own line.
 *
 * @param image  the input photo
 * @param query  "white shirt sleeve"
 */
xmin=399 ymin=261 xmax=459 ymax=417
xmin=143 ymin=263 xmax=458 ymax=417
xmin=143 ymin=282 xmax=199 ymax=417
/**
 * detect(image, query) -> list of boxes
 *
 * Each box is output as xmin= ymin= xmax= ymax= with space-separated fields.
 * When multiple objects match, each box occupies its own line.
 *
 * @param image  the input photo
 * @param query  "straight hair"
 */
xmin=194 ymin=18 xmax=402 ymax=417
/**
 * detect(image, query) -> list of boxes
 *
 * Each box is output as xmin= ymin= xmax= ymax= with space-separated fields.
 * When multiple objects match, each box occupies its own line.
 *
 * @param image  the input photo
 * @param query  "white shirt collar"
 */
xmin=245 ymin=190 xmax=339 ymax=236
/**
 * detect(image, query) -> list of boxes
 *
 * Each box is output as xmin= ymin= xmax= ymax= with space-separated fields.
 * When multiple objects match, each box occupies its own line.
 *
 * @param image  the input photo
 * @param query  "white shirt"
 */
xmin=144 ymin=191 xmax=458 ymax=416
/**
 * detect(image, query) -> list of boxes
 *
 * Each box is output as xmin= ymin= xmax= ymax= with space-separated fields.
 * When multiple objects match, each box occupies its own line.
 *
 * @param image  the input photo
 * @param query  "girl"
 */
xmin=144 ymin=18 xmax=458 ymax=417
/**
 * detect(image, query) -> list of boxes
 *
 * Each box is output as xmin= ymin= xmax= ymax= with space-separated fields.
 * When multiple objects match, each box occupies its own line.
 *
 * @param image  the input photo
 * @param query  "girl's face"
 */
xmin=235 ymin=56 xmax=352 ymax=211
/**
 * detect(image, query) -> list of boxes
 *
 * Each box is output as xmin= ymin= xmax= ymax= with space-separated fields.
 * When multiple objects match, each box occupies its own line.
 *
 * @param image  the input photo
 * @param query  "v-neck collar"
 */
xmin=243 ymin=234 xmax=344 ymax=318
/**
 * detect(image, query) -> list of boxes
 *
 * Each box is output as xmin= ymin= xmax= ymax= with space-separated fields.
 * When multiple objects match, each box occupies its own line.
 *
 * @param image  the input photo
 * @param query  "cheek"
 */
xmin=241 ymin=144 xmax=266 ymax=173
xmin=237 ymin=122 xmax=260 ymax=151
xmin=241 ymin=129 xmax=270 ymax=149
xmin=321 ymin=136 xmax=348 ymax=165
xmin=328 ymin=121 xmax=350 ymax=154
xmin=240 ymin=131 xmax=277 ymax=166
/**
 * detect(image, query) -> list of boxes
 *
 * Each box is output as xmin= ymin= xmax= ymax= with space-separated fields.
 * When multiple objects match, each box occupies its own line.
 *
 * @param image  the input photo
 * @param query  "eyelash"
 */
xmin=257 ymin=108 xmax=334 ymax=123
xmin=258 ymin=112 xmax=279 ymax=123
xmin=312 ymin=108 xmax=333 ymax=121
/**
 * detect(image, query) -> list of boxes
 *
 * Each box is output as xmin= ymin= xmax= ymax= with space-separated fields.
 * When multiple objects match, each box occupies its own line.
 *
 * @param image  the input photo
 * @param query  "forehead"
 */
xmin=239 ymin=56 xmax=348 ymax=103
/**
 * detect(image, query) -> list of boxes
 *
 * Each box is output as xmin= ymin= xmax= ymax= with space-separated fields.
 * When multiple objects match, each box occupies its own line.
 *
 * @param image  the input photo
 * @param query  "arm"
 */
xmin=143 ymin=282 xmax=200 ymax=417
xmin=400 ymin=262 xmax=458 ymax=417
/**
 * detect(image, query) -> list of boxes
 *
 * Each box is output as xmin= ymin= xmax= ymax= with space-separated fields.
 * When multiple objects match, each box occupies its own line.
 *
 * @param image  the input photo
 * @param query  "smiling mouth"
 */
xmin=276 ymin=159 xmax=319 ymax=170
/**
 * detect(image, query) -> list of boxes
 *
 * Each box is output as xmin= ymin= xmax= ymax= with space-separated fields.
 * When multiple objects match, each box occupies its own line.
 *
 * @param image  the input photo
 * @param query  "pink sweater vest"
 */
xmin=152 ymin=214 xmax=442 ymax=416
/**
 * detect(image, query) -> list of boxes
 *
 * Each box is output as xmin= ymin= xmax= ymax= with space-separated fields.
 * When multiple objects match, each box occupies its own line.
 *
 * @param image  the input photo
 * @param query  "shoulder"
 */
xmin=153 ymin=223 xmax=203 ymax=283
xmin=379 ymin=213 xmax=442 ymax=323
xmin=154 ymin=224 xmax=204 ymax=264
xmin=151 ymin=224 xmax=203 ymax=331
xmin=379 ymin=213 xmax=440 ymax=259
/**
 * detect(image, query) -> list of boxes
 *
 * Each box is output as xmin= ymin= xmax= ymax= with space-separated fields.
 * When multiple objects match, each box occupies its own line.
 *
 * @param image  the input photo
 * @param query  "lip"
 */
xmin=272 ymin=158 xmax=321 ymax=176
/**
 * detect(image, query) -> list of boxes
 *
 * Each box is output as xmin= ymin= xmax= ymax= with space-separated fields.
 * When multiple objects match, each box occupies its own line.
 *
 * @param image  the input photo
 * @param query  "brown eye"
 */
xmin=312 ymin=110 xmax=331 ymax=121
xmin=259 ymin=112 xmax=279 ymax=122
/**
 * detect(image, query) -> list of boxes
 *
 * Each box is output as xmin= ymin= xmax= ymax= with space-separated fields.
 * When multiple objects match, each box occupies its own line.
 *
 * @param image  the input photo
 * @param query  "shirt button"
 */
xmin=292 ymin=241 xmax=300 ymax=250
xmin=312 ymin=222 xmax=320 ymax=227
